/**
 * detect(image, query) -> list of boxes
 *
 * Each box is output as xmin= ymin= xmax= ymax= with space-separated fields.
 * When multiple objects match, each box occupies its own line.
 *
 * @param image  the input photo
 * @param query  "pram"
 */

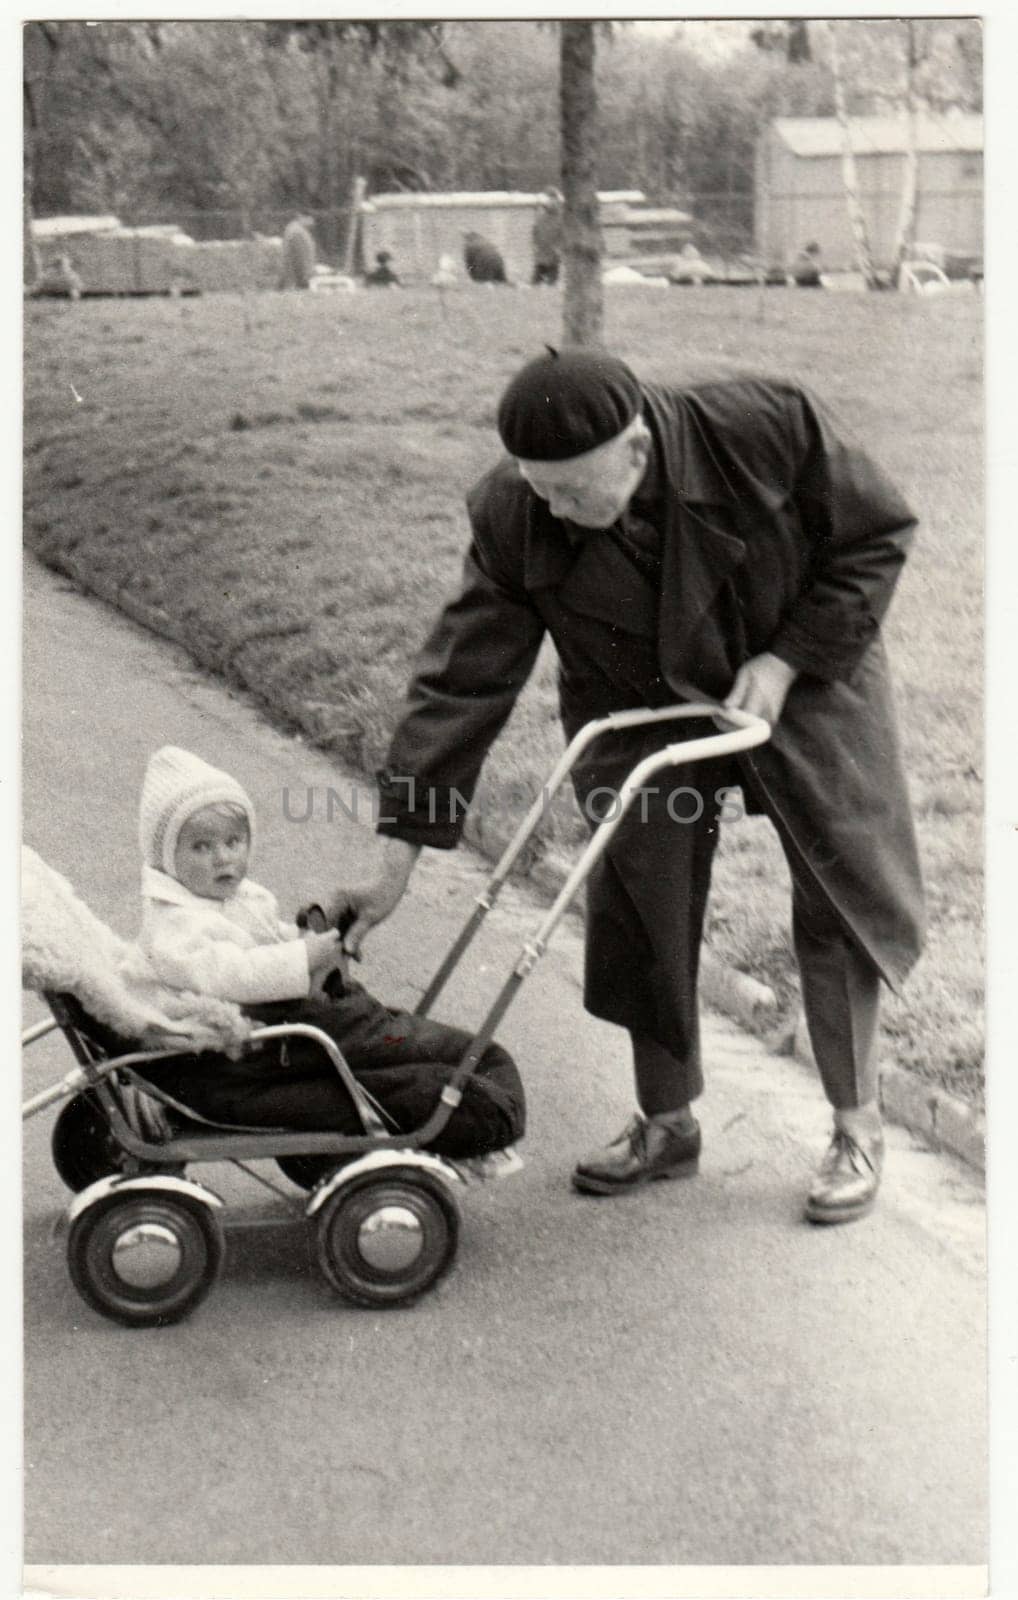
xmin=23 ymin=703 xmax=769 ymax=1326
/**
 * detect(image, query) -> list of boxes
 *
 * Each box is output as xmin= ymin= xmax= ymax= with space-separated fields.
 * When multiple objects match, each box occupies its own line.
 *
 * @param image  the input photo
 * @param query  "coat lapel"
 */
xmin=520 ymin=495 xmax=659 ymax=634
xmin=644 ymin=384 xmax=747 ymax=693
xmin=521 ymin=497 xmax=574 ymax=592
xmin=554 ymin=533 xmax=659 ymax=633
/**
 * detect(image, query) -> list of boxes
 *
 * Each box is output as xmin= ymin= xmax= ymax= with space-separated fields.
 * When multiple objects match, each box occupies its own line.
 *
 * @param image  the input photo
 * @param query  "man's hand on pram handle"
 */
xmin=722 ymin=651 xmax=798 ymax=728
xmin=297 ymin=903 xmax=351 ymax=941
xmin=322 ymin=838 xmax=422 ymax=958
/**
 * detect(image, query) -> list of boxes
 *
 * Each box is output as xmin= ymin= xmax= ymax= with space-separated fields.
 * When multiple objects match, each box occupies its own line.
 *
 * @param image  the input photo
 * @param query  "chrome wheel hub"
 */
xmin=356 ymin=1205 xmax=424 ymax=1272
xmin=110 ymin=1222 xmax=183 ymax=1288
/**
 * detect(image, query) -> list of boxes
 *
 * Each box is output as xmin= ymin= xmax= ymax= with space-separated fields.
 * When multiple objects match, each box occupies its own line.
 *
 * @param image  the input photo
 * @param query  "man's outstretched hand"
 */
xmin=723 ymin=651 xmax=798 ymax=727
xmin=325 ymin=837 xmax=422 ymax=956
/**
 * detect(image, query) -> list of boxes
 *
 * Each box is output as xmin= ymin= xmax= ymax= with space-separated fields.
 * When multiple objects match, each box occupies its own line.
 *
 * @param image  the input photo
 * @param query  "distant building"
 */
xmin=359 ymin=191 xmax=646 ymax=283
xmin=755 ymin=113 xmax=983 ymax=270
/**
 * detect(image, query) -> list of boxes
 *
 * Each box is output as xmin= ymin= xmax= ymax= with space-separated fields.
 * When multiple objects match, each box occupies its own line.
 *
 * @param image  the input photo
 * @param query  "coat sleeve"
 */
xmin=768 ymin=387 xmax=918 ymax=682
xmin=377 ymin=537 xmax=546 ymax=848
xmin=145 ymin=905 xmax=311 ymax=1005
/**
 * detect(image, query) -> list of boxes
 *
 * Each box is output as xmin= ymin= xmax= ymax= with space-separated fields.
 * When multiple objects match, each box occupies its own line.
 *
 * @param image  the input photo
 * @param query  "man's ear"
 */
xmin=629 ymin=422 xmax=652 ymax=469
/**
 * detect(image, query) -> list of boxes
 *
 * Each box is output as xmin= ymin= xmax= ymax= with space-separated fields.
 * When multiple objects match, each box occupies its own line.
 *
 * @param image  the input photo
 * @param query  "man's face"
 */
xmin=516 ymin=421 xmax=651 ymax=530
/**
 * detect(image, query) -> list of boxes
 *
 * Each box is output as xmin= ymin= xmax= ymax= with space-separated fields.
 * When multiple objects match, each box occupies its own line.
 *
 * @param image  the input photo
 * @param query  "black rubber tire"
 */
xmin=52 ymin=1093 xmax=184 ymax=1192
xmin=67 ymin=1189 xmax=225 ymax=1327
xmin=51 ymin=1094 xmax=130 ymax=1192
xmin=275 ymin=1154 xmax=348 ymax=1192
xmin=313 ymin=1167 xmax=460 ymax=1309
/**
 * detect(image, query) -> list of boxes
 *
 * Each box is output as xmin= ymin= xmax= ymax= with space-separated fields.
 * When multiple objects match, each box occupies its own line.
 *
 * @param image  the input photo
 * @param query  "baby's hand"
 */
xmin=309 ymin=958 xmax=351 ymax=1004
xmin=304 ymin=929 xmax=342 ymax=977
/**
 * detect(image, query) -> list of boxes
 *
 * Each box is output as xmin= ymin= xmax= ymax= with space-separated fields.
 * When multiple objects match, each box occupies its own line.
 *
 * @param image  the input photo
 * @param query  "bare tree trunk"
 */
xmin=322 ymin=48 xmax=339 ymax=218
xmin=343 ymin=175 xmax=367 ymax=275
xmin=827 ymin=21 xmax=881 ymax=289
xmin=560 ymin=22 xmax=603 ymax=347
xmin=23 ymin=147 xmax=42 ymax=290
xmin=891 ymin=20 xmax=921 ymax=283
xmin=22 ymin=26 xmax=55 ymax=291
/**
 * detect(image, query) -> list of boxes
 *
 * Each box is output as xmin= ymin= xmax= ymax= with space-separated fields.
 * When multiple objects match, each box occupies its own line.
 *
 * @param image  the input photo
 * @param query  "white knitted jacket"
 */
xmin=140 ymin=865 xmax=311 ymax=1005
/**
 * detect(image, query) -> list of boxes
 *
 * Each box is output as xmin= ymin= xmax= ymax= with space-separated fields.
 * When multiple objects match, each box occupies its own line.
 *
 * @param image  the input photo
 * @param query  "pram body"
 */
xmin=23 ymin=703 xmax=769 ymax=1326
xmin=25 ymin=989 xmax=469 ymax=1324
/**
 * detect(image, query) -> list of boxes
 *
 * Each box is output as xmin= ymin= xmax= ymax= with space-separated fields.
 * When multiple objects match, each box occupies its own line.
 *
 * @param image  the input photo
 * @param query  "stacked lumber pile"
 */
xmin=32 ymin=217 xmax=284 ymax=295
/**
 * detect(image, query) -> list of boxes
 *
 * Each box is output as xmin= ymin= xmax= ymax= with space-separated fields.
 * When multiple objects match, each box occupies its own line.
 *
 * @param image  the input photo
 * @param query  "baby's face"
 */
xmin=174 ymin=806 xmax=250 ymax=901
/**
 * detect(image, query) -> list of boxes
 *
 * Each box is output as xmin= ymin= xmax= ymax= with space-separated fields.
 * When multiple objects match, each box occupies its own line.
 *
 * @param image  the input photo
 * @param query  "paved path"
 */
xmin=20 ymin=556 xmax=986 ymax=1583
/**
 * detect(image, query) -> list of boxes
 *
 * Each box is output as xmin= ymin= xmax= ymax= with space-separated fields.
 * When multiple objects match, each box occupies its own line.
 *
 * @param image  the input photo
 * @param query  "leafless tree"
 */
xmin=560 ymin=22 xmax=603 ymax=346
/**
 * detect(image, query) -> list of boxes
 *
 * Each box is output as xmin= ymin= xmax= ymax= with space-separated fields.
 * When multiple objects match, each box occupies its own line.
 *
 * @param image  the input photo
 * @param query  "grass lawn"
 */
xmin=23 ymin=283 xmax=983 ymax=1102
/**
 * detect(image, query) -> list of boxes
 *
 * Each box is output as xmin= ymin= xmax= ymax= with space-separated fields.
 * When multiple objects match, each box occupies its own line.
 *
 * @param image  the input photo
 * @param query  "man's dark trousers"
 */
xmin=579 ymin=748 xmax=881 ymax=1116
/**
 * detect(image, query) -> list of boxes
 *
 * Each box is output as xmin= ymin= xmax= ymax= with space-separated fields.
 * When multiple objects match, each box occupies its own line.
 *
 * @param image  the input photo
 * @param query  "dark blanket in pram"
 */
xmin=105 ymin=981 xmax=525 ymax=1159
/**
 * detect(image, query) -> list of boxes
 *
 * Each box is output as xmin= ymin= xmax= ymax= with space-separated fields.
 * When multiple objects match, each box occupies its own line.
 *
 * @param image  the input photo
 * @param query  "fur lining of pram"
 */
xmin=21 ymin=845 xmax=251 ymax=1056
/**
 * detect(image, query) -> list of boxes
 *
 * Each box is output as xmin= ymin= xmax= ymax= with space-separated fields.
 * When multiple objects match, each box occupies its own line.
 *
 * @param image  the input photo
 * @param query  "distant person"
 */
xmin=669 ymin=241 xmax=714 ymax=287
xmin=791 ymin=241 xmax=823 ymax=288
xmin=279 ymin=215 xmax=316 ymax=290
xmin=136 ymin=745 xmax=525 ymax=1159
xmin=364 ymin=250 xmax=400 ymax=288
xmin=531 ymin=189 xmax=563 ymax=286
xmin=32 ymin=253 xmax=83 ymax=301
xmin=431 ymin=253 xmax=460 ymax=288
xmin=463 ymin=231 xmax=508 ymax=285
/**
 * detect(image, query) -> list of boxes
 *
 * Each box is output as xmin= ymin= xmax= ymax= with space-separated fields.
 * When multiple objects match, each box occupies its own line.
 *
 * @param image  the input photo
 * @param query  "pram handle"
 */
xmin=22 ymin=1066 xmax=92 ymax=1118
xmin=21 ymin=1045 xmax=198 ymax=1121
xmin=398 ymin=700 xmax=770 ymax=1151
xmin=520 ymin=715 xmax=769 ymax=958
xmin=22 ymin=1016 xmax=60 ymax=1047
xmin=414 ymin=701 xmax=770 ymax=1017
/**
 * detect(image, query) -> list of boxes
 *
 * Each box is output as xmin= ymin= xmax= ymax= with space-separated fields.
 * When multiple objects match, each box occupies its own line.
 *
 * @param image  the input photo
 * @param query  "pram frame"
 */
xmin=23 ymin=701 xmax=769 ymax=1317
xmin=26 ymin=992 xmax=393 ymax=1165
xmin=24 ymin=701 xmax=769 ymax=1158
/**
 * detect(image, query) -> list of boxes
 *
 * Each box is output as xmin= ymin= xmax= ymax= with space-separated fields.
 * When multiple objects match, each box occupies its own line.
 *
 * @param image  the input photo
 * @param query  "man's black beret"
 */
xmin=496 ymin=347 xmax=642 ymax=462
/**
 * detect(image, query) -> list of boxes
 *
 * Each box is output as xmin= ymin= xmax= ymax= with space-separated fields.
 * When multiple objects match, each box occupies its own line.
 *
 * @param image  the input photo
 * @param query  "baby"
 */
xmin=139 ymin=746 xmax=342 ymax=1005
xmin=137 ymin=746 xmax=524 ymax=1163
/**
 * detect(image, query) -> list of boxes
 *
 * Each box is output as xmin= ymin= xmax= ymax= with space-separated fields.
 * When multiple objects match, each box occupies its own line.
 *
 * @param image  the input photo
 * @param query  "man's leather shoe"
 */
xmin=572 ymin=1113 xmax=701 ymax=1195
xmin=804 ymin=1124 xmax=884 ymax=1225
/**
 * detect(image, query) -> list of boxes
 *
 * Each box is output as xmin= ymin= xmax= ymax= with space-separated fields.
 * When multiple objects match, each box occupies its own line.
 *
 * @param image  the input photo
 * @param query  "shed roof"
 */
xmin=364 ymin=190 xmax=645 ymax=211
xmin=626 ymin=207 xmax=693 ymax=227
xmin=32 ymin=214 xmax=122 ymax=238
xmin=771 ymin=113 xmax=983 ymax=157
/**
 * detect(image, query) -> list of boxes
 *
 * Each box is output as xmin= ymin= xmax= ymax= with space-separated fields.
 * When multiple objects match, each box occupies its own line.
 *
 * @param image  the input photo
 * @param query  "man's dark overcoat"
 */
xmin=378 ymin=378 xmax=925 ymax=999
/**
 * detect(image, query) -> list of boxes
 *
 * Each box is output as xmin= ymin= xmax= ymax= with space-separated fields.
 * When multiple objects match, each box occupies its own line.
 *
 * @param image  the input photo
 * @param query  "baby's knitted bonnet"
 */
xmin=139 ymin=746 xmax=256 ymax=876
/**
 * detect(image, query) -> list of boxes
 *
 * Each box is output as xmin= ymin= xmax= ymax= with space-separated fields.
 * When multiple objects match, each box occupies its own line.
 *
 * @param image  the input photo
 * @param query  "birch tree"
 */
xmin=890 ymin=20 xmax=922 ymax=281
xmin=826 ymin=20 xmax=880 ymax=289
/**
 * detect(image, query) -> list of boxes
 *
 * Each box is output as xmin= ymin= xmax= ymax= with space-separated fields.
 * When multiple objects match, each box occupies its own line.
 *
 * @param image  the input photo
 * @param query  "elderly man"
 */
xmin=334 ymin=349 xmax=925 ymax=1225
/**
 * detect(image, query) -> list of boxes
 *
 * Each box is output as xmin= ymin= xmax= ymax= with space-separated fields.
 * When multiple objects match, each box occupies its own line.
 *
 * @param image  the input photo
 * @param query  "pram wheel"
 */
xmin=67 ymin=1188 xmax=225 ymax=1327
xmin=52 ymin=1093 xmax=183 ymax=1192
xmin=314 ymin=1165 xmax=460 ymax=1308
xmin=276 ymin=1154 xmax=347 ymax=1192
